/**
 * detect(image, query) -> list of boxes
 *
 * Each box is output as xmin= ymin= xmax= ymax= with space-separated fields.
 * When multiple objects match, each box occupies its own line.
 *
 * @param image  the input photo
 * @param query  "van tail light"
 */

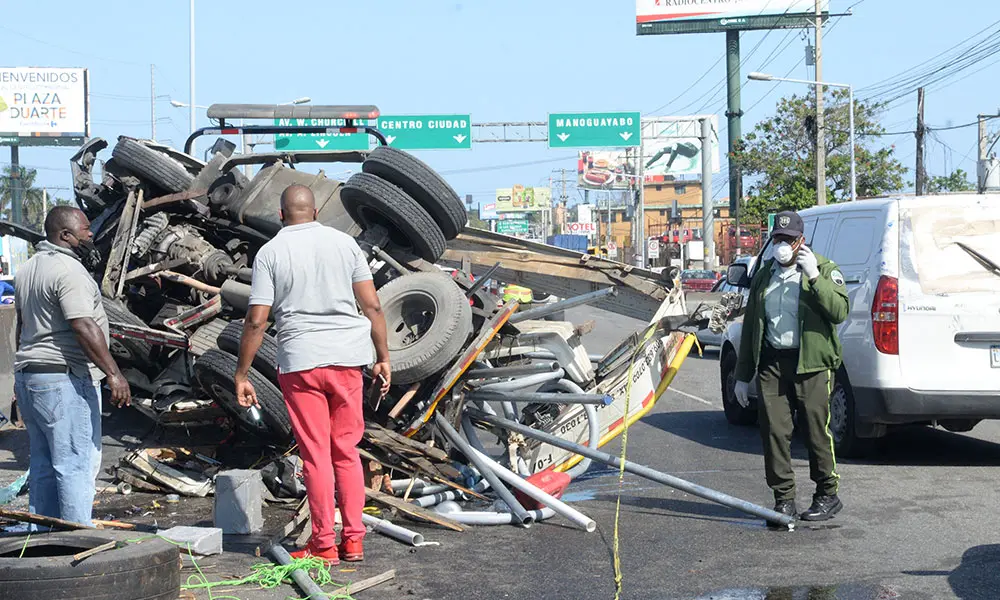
xmin=872 ymin=275 xmax=898 ymax=355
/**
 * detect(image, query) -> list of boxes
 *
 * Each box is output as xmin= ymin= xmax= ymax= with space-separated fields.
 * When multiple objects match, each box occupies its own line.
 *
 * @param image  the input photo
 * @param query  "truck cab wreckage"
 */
xmin=1 ymin=104 xmax=793 ymax=536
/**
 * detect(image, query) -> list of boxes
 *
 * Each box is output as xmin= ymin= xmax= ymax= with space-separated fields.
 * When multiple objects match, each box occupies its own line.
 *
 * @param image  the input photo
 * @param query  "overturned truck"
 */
xmin=6 ymin=104 xmax=779 ymax=530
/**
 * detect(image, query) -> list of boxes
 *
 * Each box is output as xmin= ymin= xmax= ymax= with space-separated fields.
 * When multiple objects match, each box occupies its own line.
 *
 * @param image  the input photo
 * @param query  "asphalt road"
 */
xmin=3 ymin=306 xmax=1000 ymax=599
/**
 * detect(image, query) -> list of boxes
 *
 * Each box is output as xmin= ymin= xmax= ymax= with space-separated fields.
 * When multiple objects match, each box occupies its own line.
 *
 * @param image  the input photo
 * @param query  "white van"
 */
xmin=719 ymin=194 xmax=1000 ymax=457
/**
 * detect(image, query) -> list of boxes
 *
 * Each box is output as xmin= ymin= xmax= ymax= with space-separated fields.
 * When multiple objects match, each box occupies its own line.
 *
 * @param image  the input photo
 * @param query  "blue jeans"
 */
xmin=14 ymin=370 xmax=102 ymax=527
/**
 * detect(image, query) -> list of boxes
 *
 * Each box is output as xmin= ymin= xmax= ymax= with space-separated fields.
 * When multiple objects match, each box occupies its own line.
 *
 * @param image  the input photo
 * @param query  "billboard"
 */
xmin=495 ymin=186 xmax=552 ymax=213
xmin=0 ymin=68 xmax=89 ymax=146
xmin=479 ymin=202 xmax=498 ymax=220
xmin=636 ymin=0 xmax=828 ymax=35
xmin=577 ymin=116 xmax=720 ymax=190
xmin=563 ymin=222 xmax=598 ymax=235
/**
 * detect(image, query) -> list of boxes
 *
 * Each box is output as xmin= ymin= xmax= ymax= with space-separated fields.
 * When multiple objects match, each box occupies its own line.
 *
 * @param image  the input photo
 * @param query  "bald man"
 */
xmin=14 ymin=206 xmax=130 ymax=527
xmin=235 ymin=184 xmax=389 ymax=565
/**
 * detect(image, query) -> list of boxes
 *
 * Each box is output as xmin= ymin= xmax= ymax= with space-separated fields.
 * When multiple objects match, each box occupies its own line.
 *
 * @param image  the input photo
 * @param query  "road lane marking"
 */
xmin=668 ymin=387 xmax=716 ymax=407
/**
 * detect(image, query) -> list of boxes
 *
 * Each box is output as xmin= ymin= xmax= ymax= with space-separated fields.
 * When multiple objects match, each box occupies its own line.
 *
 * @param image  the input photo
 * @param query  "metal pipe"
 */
xmin=524 ymin=351 xmax=603 ymax=364
xmin=466 ymin=361 xmax=561 ymax=380
xmin=412 ymin=480 xmax=489 ymax=508
xmin=160 ymin=271 xmax=221 ymax=295
xmin=361 ymin=514 xmax=424 ymax=546
xmin=389 ymin=478 xmax=429 ymax=493
xmin=465 ymin=261 xmax=501 ymax=298
xmin=501 ymin=401 xmax=518 ymax=421
xmin=473 ymin=370 xmax=565 ymax=392
xmin=434 ymin=414 xmax=533 ymax=527
xmin=372 ymin=245 xmax=411 ymax=276
xmin=435 ymin=500 xmax=554 ymax=526
xmin=268 ymin=545 xmax=327 ymax=599
xmin=468 ymin=409 xmax=795 ymax=527
xmin=461 ymin=421 xmax=596 ymax=533
xmin=466 ymin=390 xmax=612 ymax=406
xmin=509 ymin=286 xmax=617 ymax=323
xmin=538 ymin=379 xmax=598 ymax=479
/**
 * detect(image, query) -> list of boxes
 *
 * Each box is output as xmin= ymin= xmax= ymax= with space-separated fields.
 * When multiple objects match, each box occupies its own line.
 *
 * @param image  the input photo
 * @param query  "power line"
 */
xmin=0 ymin=25 xmax=145 ymax=67
xmin=439 ymin=155 xmax=576 ymax=175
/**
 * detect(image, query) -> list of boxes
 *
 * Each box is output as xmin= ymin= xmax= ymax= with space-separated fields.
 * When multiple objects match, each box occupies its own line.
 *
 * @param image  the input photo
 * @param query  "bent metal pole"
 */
xmin=467 ymin=409 xmax=794 ymax=527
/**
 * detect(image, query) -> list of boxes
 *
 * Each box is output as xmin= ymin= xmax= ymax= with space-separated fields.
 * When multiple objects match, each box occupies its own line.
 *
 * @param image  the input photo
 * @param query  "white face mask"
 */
xmin=773 ymin=242 xmax=795 ymax=266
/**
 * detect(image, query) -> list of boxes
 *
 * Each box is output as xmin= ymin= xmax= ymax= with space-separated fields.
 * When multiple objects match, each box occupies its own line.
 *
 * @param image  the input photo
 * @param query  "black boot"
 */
xmin=766 ymin=499 xmax=797 ymax=530
xmin=800 ymin=494 xmax=843 ymax=521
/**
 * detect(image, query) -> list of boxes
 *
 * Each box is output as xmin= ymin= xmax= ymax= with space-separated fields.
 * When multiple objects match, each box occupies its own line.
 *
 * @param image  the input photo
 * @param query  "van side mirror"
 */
xmin=726 ymin=263 xmax=751 ymax=288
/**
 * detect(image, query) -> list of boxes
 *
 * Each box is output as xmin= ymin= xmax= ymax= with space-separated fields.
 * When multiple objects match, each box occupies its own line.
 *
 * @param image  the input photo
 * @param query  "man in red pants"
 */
xmin=235 ymin=184 xmax=390 ymax=565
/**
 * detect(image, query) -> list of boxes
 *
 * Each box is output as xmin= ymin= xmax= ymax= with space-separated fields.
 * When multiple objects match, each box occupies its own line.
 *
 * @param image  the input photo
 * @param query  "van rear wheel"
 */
xmin=827 ymin=372 xmax=875 ymax=459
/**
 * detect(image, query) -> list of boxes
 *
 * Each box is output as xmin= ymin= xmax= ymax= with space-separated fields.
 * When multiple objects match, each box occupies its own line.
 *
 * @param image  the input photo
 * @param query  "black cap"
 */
xmin=771 ymin=211 xmax=804 ymax=238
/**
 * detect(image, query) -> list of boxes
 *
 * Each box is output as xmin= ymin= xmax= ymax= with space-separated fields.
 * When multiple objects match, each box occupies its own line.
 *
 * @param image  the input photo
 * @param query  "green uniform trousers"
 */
xmin=757 ymin=346 xmax=840 ymax=502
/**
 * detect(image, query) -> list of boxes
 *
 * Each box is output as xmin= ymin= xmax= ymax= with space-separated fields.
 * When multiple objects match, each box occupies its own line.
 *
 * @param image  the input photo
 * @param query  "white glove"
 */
xmin=796 ymin=245 xmax=820 ymax=280
xmin=734 ymin=381 xmax=750 ymax=408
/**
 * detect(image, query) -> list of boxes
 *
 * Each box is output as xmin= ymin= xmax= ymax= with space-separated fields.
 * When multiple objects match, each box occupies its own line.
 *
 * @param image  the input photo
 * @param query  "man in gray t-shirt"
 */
xmin=235 ymin=184 xmax=389 ymax=565
xmin=14 ymin=206 xmax=130 ymax=527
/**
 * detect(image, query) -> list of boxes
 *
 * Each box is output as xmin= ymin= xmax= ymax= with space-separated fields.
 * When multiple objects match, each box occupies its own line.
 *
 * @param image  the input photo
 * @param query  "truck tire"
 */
xmin=194 ymin=348 xmax=292 ymax=442
xmin=111 ymin=137 xmax=194 ymax=193
xmin=340 ymin=173 xmax=446 ymax=262
xmin=102 ymin=298 xmax=156 ymax=376
xmin=0 ymin=532 xmax=180 ymax=600
xmin=378 ymin=272 xmax=473 ymax=385
xmin=827 ymin=371 xmax=874 ymax=459
xmin=720 ymin=349 xmax=756 ymax=426
xmin=216 ymin=319 xmax=280 ymax=383
xmin=362 ymin=146 xmax=467 ymax=240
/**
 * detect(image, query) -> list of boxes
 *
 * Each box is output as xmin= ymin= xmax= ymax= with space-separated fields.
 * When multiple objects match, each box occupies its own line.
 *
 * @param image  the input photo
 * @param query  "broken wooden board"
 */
xmin=365 ymin=489 xmax=465 ymax=532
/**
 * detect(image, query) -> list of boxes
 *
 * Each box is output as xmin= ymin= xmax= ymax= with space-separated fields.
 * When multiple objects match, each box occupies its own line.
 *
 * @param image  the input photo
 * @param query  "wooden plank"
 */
xmin=72 ymin=541 xmax=119 ymax=562
xmin=358 ymin=449 xmax=486 ymax=501
xmin=141 ymin=188 xmax=207 ymax=211
xmin=0 ymin=507 xmax=93 ymax=531
xmin=365 ymin=489 xmax=465 ymax=532
xmin=331 ymin=570 xmax=396 ymax=596
xmin=365 ymin=425 xmax=449 ymax=462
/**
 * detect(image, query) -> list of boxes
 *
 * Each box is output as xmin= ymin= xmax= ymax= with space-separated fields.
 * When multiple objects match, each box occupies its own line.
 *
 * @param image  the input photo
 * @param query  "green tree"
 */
xmin=0 ymin=165 xmax=47 ymax=231
xmin=927 ymin=168 xmax=975 ymax=194
xmin=732 ymin=89 xmax=908 ymax=224
xmin=467 ymin=209 xmax=486 ymax=230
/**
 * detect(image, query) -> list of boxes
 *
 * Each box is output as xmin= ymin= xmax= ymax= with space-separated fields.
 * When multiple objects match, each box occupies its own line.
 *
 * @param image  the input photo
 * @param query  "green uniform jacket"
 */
xmin=735 ymin=252 xmax=850 ymax=382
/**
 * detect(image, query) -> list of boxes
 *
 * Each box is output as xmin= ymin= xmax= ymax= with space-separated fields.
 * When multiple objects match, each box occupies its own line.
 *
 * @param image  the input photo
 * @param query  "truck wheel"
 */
xmin=378 ymin=272 xmax=473 ymax=385
xmin=362 ymin=147 xmax=467 ymax=240
xmin=102 ymin=298 xmax=157 ymax=376
xmin=111 ymin=137 xmax=194 ymax=193
xmin=216 ymin=319 xmax=280 ymax=384
xmin=828 ymin=372 xmax=874 ymax=458
xmin=0 ymin=532 xmax=180 ymax=600
xmin=194 ymin=348 xmax=292 ymax=442
xmin=720 ymin=349 xmax=756 ymax=426
xmin=340 ymin=173 xmax=446 ymax=262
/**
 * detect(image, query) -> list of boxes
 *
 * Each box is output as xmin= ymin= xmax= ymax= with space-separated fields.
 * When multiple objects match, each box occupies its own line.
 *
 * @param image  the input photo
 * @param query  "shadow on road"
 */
xmin=904 ymin=544 xmax=1000 ymax=600
xmin=644 ymin=409 xmax=1000 ymax=467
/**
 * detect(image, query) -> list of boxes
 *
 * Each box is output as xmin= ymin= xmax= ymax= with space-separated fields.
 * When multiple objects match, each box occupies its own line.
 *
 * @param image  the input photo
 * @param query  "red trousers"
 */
xmin=278 ymin=365 xmax=366 ymax=548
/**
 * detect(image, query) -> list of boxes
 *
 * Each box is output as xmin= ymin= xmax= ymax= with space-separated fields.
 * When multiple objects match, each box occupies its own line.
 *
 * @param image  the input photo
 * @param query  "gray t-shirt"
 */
xmin=249 ymin=222 xmax=375 ymax=373
xmin=14 ymin=240 xmax=109 ymax=380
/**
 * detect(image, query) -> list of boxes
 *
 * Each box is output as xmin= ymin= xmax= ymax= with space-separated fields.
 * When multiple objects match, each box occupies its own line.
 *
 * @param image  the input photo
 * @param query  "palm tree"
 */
xmin=0 ymin=165 xmax=53 ymax=231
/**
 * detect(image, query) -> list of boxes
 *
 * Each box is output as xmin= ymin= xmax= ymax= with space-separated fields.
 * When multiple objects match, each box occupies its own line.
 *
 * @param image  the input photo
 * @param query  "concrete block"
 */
xmin=214 ymin=469 xmax=264 ymax=534
xmin=158 ymin=525 xmax=223 ymax=556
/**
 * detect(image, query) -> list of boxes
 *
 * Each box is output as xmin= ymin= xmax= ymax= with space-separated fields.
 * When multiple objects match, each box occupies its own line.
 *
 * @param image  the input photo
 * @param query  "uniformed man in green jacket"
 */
xmin=733 ymin=210 xmax=849 ymax=527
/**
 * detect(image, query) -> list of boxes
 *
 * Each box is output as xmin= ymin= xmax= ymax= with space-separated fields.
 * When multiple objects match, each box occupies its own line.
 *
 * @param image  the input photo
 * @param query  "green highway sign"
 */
xmin=376 ymin=114 xmax=472 ymax=150
xmin=273 ymin=118 xmax=371 ymax=151
xmin=497 ymin=219 xmax=529 ymax=235
xmin=548 ymin=112 xmax=641 ymax=149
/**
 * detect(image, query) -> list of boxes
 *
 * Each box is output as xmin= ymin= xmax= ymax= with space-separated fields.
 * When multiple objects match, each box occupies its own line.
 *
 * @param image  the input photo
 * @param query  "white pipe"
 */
xmin=538 ymin=379 xmax=599 ymax=479
xmin=464 ymin=440 xmax=597 ymax=533
xmin=361 ymin=514 xmax=424 ymax=546
xmin=435 ymin=501 xmax=555 ymax=526
xmin=390 ymin=478 xmax=429 ymax=493
xmin=412 ymin=480 xmax=490 ymax=508
xmin=475 ymin=370 xmax=565 ymax=392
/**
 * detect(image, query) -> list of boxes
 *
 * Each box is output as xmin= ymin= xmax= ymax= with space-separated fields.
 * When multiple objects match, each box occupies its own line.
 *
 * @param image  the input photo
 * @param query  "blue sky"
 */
xmin=3 ymin=0 xmax=998 ymax=208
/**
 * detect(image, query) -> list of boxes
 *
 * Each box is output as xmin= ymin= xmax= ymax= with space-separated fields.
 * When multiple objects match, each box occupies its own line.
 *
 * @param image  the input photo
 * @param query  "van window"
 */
xmin=809 ymin=217 xmax=837 ymax=255
xmin=829 ymin=215 xmax=878 ymax=266
xmin=802 ymin=218 xmax=818 ymax=243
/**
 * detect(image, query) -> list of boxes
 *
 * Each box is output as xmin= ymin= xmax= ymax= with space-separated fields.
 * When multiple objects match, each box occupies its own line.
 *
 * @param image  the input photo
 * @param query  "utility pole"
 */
xmin=9 ymin=146 xmax=22 ymax=225
xmin=150 ymin=64 xmax=156 ymax=141
xmin=725 ymin=29 xmax=743 ymax=256
xmin=814 ymin=0 xmax=826 ymax=206
xmin=978 ymin=114 xmax=988 ymax=193
xmin=189 ymin=0 xmax=197 ymax=155
xmin=701 ymin=118 xmax=715 ymax=268
xmin=915 ymin=87 xmax=926 ymax=196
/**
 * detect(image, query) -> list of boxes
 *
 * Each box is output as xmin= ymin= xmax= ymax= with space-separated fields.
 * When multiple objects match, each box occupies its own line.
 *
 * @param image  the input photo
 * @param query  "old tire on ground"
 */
xmin=216 ymin=319 xmax=280 ymax=384
xmin=362 ymin=146 xmax=467 ymax=240
xmin=101 ymin=298 xmax=157 ymax=376
xmin=112 ymin=137 xmax=194 ymax=193
xmin=720 ymin=349 xmax=757 ymax=426
xmin=0 ymin=531 xmax=180 ymax=600
xmin=340 ymin=173 xmax=446 ymax=262
xmin=194 ymin=348 xmax=292 ymax=442
xmin=378 ymin=272 xmax=473 ymax=385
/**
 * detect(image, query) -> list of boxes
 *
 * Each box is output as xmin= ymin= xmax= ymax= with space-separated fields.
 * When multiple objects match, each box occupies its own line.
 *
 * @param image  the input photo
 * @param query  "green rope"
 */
xmin=18 ymin=533 xmax=29 ymax=558
xmin=124 ymin=535 xmax=357 ymax=600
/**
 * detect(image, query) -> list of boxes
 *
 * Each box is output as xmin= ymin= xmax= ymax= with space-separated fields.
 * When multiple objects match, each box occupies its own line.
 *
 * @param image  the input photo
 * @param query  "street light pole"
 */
xmin=189 ymin=0 xmax=196 ymax=155
xmin=747 ymin=73 xmax=856 ymax=202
